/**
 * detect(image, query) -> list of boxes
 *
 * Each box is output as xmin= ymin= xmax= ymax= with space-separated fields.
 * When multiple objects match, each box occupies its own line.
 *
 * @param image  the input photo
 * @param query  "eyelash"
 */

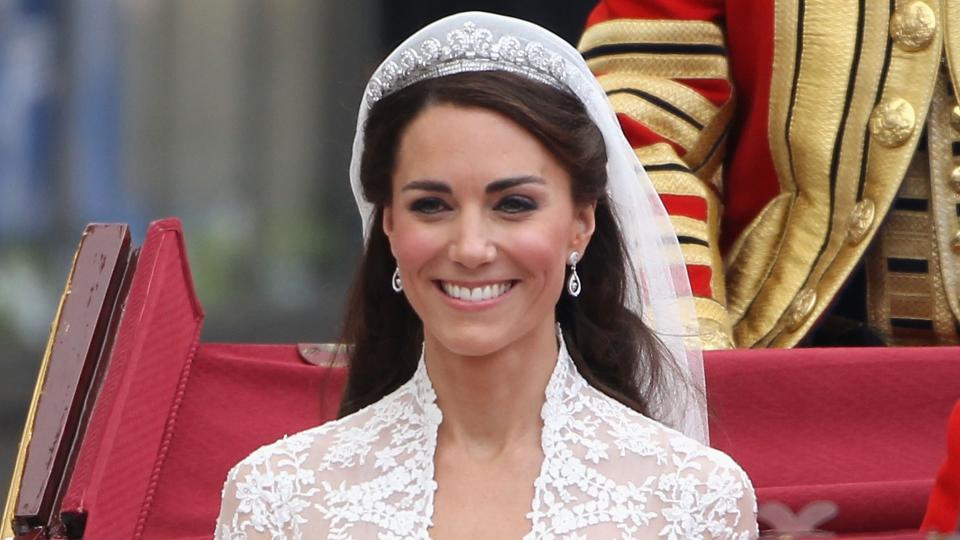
xmin=496 ymin=195 xmax=537 ymax=213
xmin=409 ymin=197 xmax=449 ymax=214
xmin=408 ymin=195 xmax=538 ymax=215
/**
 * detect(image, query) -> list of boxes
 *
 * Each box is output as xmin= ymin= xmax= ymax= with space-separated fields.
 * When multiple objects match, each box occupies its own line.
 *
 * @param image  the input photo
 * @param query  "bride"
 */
xmin=217 ymin=12 xmax=756 ymax=540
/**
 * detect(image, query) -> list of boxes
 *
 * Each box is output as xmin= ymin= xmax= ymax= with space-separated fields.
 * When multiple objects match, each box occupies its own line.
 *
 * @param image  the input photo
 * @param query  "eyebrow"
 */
xmin=401 ymin=180 xmax=451 ymax=193
xmin=400 ymin=175 xmax=546 ymax=194
xmin=486 ymin=175 xmax=546 ymax=193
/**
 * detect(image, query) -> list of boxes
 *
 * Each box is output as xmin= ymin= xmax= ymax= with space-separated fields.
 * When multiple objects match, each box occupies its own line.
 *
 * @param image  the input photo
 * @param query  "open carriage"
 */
xmin=3 ymin=219 xmax=958 ymax=539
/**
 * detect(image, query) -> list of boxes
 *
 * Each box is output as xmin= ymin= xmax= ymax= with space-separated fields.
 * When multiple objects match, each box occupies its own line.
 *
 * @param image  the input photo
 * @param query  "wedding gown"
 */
xmin=216 ymin=337 xmax=758 ymax=539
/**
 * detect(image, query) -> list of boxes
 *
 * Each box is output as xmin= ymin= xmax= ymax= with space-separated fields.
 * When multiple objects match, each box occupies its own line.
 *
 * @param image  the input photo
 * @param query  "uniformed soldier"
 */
xmin=580 ymin=0 xmax=960 ymax=348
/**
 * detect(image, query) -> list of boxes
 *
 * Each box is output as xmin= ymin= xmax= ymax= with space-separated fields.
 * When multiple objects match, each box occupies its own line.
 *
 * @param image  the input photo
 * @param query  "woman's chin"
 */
xmin=427 ymin=323 xmax=514 ymax=359
xmin=425 ymin=314 xmax=558 ymax=360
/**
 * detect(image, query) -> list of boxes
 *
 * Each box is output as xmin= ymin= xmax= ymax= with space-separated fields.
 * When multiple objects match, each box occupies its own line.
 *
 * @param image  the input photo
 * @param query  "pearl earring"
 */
xmin=567 ymin=251 xmax=581 ymax=297
xmin=392 ymin=267 xmax=403 ymax=292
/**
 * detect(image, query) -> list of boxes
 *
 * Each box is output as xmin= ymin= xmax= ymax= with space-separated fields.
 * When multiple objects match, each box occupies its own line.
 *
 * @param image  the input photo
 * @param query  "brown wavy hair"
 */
xmin=336 ymin=71 xmax=679 ymax=420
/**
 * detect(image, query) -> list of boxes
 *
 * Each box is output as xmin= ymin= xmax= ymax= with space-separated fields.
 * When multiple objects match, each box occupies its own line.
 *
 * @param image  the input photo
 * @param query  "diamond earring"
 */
xmin=392 ymin=267 xmax=403 ymax=292
xmin=567 ymin=251 xmax=581 ymax=297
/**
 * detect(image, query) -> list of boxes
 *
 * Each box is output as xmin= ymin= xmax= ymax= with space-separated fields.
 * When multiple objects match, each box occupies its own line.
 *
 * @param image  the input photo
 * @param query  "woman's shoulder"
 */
xmin=216 ymin=393 xmax=410 ymax=539
xmin=627 ymin=401 xmax=751 ymax=484
xmin=537 ymin=376 xmax=758 ymax=537
xmin=216 ymin=376 xmax=436 ymax=539
xmin=215 ymin=415 xmax=351 ymax=539
xmin=575 ymin=383 xmax=757 ymax=508
xmin=227 ymin=385 xmax=407 ymax=479
xmin=229 ymin=412 xmax=355 ymax=473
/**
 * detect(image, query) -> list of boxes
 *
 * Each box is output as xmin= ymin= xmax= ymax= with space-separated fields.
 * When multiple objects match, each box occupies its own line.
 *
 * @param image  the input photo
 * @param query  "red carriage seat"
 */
xmin=707 ymin=347 xmax=958 ymax=538
xmin=3 ymin=218 xmax=958 ymax=539
xmin=3 ymin=219 xmax=345 ymax=540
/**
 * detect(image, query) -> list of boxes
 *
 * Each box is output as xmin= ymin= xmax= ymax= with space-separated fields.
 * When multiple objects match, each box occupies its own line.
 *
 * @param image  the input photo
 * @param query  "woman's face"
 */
xmin=383 ymin=103 xmax=595 ymax=357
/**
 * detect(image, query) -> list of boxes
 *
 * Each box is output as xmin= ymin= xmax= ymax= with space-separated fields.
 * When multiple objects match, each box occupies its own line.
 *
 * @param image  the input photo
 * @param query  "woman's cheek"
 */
xmin=517 ymin=220 xmax=568 ymax=251
xmin=392 ymin=221 xmax=446 ymax=269
xmin=505 ymin=227 xmax=567 ymax=278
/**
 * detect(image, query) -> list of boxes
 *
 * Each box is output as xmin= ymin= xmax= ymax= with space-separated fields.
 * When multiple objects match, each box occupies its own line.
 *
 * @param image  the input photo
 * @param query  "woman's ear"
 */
xmin=572 ymin=201 xmax=597 ymax=255
xmin=382 ymin=206 xmax=397 ymax=257
xmin=382 ymin=205 xmax=394 ymax=237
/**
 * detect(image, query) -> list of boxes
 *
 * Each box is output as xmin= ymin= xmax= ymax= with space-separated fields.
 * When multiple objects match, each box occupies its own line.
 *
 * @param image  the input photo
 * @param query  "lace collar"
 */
xmin=400 ymin=330 xmax=577 ymax=534
xmin=406 ymin=327 xmax=576 ymax=439
xmin=217 ymin=332 xmax=756 ymax=539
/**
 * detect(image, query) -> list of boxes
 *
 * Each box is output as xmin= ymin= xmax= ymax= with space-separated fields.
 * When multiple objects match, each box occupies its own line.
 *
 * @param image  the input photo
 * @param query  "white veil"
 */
xmin=348 ymin=12 xmax=708 ymax=444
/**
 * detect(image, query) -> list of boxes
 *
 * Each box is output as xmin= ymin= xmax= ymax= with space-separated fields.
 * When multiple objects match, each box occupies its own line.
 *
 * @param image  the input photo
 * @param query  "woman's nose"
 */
xmin=448 ymin=210 xmax=496 ymax=268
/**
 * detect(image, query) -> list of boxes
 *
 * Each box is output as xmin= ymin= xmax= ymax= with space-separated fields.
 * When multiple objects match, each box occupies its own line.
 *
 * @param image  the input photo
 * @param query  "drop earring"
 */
xmin=567 ymin=251 xmax=581 ymax=297
xmin=392 ymin=267 xmax=403 ymax=292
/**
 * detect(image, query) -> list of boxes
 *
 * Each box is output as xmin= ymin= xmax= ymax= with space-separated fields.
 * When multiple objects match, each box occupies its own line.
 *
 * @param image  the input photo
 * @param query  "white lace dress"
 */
xmin=216 ymin=339 xmax=758 ymax=539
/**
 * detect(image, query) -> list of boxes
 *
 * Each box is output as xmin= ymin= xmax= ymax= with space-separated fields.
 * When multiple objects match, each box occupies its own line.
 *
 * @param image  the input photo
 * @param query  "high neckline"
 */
xmin=408 ymin=329 xmax=577 ymax=537
xmin=409 ymin=328 xmax=576 ymax=429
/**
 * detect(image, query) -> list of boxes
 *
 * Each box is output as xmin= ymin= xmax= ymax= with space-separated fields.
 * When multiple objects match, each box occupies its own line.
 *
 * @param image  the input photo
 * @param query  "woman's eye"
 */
xmin=409 ymin=197 xmax=450 ymax=214
xmin=496 ymin=195 xmax=537 ymax=214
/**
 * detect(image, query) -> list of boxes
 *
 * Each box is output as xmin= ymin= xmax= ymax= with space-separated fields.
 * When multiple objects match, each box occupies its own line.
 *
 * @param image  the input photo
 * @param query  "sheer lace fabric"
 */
xmin=216 ymin=340 xmax=757 ymax=539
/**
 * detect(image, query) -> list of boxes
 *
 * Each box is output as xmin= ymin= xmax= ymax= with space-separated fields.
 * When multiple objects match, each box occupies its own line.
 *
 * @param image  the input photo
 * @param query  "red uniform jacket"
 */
xmin=582 ymin=0 xmax=960 ymax=348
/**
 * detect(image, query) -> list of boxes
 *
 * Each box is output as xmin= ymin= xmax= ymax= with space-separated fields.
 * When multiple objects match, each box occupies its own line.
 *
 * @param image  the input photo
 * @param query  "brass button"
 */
xmin=890 ymin=0 xmax=937 ymax=52
xmin=951 ymin=105 xmax=960 ymax=131
xmin=786 ymin=288 xmax=818 ymax=331
xmin=697 ymin=318 xmax=734 ymax=350
xmin=951 ymin=167 xmax=960 ymax=193
xmin=952 ymin=230 xmax=960 ymax=253
xmin=870 ymin=97 xmax=916 ymax=147
xmin=847 ymin=198 xmax=876 ymax=245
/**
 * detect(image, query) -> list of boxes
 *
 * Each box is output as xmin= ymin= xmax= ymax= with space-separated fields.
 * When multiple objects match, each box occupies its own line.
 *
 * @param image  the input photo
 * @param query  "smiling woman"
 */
xmin=215 ymin=11 xmax=758 ymax=540
xmin=386 ymin=98 xmax=593 ymax=368
xmin=346 ymin=70 xmax=661 ymax=421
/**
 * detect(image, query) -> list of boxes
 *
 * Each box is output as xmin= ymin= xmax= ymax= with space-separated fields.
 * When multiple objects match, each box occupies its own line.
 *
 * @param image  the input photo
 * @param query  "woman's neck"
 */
xmin=423 ymin=319 xmax=559 ymax=460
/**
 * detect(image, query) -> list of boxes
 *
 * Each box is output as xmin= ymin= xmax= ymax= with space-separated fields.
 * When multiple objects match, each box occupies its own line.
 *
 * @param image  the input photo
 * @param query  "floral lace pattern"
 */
xmin=217 ymin=340 xmax=757 ymax=539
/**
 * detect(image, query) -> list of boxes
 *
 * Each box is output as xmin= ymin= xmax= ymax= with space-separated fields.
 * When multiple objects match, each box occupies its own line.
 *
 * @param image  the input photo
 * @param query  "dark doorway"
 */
xmin=379 ymin=2 xmax=595 ymax=54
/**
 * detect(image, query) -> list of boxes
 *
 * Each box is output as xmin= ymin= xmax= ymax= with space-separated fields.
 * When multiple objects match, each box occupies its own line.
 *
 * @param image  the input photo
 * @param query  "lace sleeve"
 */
xmin=216 ymin=461 xmax=266 ymax=539
xmin=726 ymin=465 xmax=759 ymax=540
xmin=701 ymin=452 xmax=759 ymax=540
xmin=214 ymin=435 xmax=324 ymax=540
xmin=215 ymin=460 xmax=279 ymax=540
xmin=652 ymin=433 xmax=759 ymax=540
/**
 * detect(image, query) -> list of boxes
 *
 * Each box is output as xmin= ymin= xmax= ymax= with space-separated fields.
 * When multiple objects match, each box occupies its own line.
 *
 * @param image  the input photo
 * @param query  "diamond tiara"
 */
xmin=365 ymin=21 xmax=581 ymax=104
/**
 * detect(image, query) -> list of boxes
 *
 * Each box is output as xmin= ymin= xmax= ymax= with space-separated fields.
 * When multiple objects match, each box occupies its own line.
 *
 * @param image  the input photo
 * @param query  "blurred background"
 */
xmin=0 ymin=0 xmax=594 ymax=500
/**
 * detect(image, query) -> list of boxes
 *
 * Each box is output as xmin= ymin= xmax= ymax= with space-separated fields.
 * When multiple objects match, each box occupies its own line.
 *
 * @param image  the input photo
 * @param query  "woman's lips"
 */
xmin=439 ymin=280 xmax=514 ymax=302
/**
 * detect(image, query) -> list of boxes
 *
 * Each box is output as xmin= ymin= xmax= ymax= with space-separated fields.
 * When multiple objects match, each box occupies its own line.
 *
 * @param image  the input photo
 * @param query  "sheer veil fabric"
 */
xmin=350 ymin=11 xmax=707 ymax=443
xmin=216 ymin=12 xmax=758 ymax=540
